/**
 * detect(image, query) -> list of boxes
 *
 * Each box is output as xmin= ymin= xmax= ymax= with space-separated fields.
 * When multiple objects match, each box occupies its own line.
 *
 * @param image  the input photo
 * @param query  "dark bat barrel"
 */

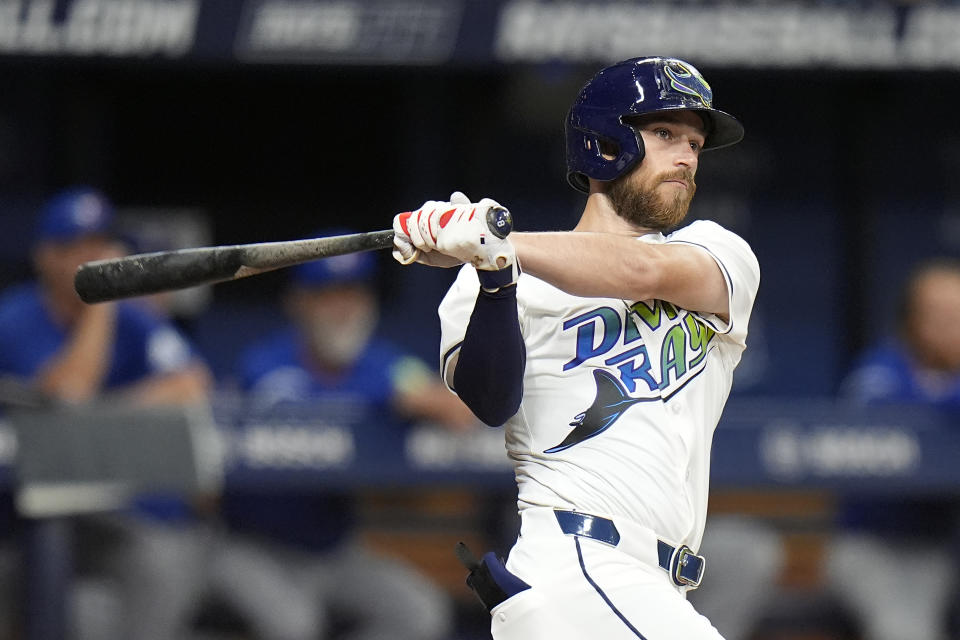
xmin=74 ymin=246 xmax=249 ymax=303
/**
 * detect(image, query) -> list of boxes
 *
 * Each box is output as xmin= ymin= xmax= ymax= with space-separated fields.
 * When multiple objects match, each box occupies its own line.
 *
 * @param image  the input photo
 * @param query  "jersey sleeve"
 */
xmin=666 ymin=219 xmax=760 ymax=347
xmin=438 ymin=265 xmax=481 ymax=391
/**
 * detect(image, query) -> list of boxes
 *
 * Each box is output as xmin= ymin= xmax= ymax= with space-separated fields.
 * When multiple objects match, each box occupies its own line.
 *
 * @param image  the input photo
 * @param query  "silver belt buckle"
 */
xmin=671 ymin=544 xmax=705 ymax=588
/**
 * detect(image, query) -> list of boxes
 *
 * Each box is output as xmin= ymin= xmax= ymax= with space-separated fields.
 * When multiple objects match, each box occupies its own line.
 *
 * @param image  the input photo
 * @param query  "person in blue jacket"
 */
xmin=829 ymin=258 xmax=960 ymax=640
xmin=211 ymin=235 xmax=477 ymax=640
xmin=0 ymin=187 xmax=213 ymax=640
xmin=0 ymin=187 xmax=210 ymax=404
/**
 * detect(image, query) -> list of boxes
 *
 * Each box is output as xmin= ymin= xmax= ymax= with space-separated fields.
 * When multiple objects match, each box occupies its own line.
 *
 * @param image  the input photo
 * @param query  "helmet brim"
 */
xmin=696 ymin=108 xmax=744 ymax=150
xmin=622 ymin=106 xmax=744 ymax=151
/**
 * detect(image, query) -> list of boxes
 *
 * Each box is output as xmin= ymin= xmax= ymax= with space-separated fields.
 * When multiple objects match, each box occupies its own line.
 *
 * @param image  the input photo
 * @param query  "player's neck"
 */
xmin=576 ymin=193 xmax=656 ymax=237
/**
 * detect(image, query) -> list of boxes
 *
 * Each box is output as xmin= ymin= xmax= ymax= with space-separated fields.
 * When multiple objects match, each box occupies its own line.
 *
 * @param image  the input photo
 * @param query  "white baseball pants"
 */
xmin=490 ymin=507 xmax=725 ymax=640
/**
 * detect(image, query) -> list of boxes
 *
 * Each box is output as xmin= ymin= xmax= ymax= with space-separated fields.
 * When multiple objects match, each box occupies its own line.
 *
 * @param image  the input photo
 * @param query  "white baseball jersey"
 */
xmin=439 ymin=219 xmax=760 ymax=552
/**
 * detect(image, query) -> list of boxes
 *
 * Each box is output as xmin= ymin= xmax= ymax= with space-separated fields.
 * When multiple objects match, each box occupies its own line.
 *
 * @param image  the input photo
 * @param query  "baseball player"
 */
xmin=392 ymin=57 xmax=760 ymax=639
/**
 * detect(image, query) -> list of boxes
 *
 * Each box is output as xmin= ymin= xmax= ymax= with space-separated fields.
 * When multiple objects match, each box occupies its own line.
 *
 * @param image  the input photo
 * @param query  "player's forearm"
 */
xmin=511 ymin=231 xmax=729 ymax=315
xmin=37 ymin=303 xmax=117 ymax=402
xmin=512 ymin=232 xmax=660 ymax=299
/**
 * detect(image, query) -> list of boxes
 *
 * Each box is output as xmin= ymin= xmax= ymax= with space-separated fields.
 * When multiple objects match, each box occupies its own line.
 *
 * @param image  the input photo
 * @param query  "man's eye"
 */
xmin=655 ymin=128 xmax=671 ymax=139
xmin=690 ymin=141 xmax=702 ymax=152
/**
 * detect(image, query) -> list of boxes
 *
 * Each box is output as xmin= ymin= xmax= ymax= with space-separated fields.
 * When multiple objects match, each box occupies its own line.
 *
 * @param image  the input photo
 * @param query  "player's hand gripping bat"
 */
xmin=74 ymin=206 xmax=513 ymax=303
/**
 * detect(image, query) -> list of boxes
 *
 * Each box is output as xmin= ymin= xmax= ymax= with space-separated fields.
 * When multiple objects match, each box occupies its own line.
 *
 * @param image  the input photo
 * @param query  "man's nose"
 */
xmin=675 ymin=142 xmax=698 ymax=169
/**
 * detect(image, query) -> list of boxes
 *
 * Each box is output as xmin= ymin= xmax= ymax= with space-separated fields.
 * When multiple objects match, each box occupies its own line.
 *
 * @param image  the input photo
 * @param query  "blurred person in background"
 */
xmin=828 ymin=257 xmax=960 ymax=640
xmin=210 ymin=234 xmax=477 ymax=640
xmin=0 ymin=186 xmax=215 ymax=640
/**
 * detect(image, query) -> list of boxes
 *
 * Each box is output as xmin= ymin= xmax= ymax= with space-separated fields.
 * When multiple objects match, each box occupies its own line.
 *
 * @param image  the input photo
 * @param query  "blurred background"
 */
xmin=0 ymin=1 xmax=959 ymax=640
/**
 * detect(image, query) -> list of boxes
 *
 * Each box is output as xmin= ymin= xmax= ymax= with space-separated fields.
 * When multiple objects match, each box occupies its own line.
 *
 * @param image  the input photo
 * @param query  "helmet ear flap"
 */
xmin=567 ymin=130 xmax=646 ymax=193
xmin=604 ymin=125 xmax=646 ymax=178
xmin=622 ymin=126 xmax=646 ymax=173
xmin=565 ymin=110 xmax=645 ymax=193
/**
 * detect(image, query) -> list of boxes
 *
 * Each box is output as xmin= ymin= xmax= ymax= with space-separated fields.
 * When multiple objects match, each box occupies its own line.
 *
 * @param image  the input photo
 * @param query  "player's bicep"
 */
xmin=651 ymin=243 xmax=730 ymax=320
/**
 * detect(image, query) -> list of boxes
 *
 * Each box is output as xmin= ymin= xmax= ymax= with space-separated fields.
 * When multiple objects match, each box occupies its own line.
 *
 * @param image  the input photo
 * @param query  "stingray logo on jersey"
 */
xmin=544 ymin=369 xmax=655 ymax=453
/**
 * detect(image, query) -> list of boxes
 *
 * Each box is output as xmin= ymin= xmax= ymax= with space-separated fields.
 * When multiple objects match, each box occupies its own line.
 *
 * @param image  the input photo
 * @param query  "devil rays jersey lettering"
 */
xmin=439 ymin=219 xmax=759 ymax=550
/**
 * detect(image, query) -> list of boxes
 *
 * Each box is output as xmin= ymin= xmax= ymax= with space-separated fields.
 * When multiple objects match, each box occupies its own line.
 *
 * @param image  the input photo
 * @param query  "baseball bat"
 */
xmin=74 ymin=206 xmax=513 ymax=304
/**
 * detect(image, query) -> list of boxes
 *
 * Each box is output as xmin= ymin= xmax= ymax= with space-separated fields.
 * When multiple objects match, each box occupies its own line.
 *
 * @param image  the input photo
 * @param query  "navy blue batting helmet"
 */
xmin=565 ymin=56 xmax=744 ymax=193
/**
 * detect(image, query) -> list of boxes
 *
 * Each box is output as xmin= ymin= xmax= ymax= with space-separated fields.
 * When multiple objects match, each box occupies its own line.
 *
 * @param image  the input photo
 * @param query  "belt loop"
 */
xmin=553 ymin=510 xmax=621 ymax=547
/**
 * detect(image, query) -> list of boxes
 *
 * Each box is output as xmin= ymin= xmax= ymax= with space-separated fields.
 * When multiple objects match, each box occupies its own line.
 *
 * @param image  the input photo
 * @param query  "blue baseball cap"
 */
xmin=290 ymin=229 xmax=377 ymax=288
xmin=36 ymin=187 xmax=115 ymax=244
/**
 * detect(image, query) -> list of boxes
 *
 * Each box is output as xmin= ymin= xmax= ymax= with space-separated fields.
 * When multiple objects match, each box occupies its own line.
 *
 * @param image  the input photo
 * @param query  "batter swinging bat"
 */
xmin=74 ymin=206 xmax=513 ymax=304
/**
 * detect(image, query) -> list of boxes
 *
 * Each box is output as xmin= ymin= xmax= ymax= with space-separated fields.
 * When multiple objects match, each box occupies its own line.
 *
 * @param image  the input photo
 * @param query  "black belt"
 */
xmin=553 ymin=510 xmax=705 ymax=589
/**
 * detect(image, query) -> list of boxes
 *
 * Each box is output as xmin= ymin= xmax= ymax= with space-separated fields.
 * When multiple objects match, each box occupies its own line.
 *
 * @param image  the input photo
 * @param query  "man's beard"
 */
xmin=607 ymin=169 xmax=697 ymax=232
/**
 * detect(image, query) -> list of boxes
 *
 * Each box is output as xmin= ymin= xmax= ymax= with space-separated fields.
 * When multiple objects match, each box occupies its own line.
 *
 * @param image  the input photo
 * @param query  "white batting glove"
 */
xmin=392 ymin=199 xmax=461 ymax=268
xmin=393 ymin=192 xmax=518 ymax=290
xmin=432 ymin=193 xmax=519 ymax=291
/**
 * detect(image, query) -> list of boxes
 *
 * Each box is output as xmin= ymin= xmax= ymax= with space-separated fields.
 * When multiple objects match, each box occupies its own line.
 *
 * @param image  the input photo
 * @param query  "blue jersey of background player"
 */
xmin=843 ymin=341 xmax=960 ymax=407
xmin=842 ymin=260 xmax=960 ymax=409
xmin=0 ymin=283 xmax=196 ymax=391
